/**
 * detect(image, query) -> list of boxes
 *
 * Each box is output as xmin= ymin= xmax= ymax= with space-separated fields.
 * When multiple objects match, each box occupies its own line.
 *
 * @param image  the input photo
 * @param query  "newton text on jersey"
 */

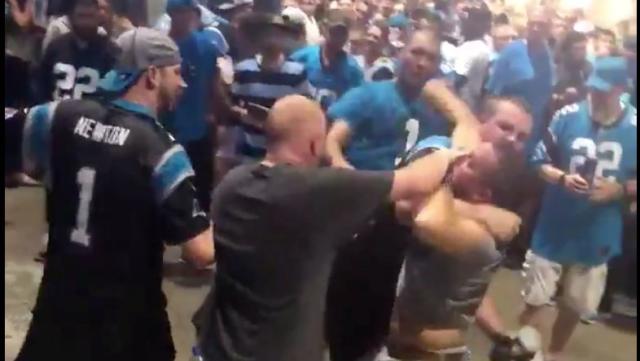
xmin=73 ymin=116 xmax=131 ymax=146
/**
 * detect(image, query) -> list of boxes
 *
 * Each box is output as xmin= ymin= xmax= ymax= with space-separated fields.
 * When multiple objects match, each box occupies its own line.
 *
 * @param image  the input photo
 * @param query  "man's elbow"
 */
xmin=181 ymin=228 xmax=215 ymax=269
xmin=182 ymin=248 xmax=214 ymax=269
xmin=412 ymin=215 xmax=446 ymax=247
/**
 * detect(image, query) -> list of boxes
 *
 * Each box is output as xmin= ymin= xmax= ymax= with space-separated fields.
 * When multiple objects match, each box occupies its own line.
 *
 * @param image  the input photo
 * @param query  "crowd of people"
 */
xmin=3 ymin=0 xmax=637 ymax=361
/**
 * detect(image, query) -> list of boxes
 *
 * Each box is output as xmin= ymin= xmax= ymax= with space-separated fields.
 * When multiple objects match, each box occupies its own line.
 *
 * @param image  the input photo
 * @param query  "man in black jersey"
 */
xmin=34 ymin=0 xmax=119 ymax=103
xmin=17 ymin=27 xmax=215 ymax=361
xmin=34 ymin=0 xmax=120 ymax=263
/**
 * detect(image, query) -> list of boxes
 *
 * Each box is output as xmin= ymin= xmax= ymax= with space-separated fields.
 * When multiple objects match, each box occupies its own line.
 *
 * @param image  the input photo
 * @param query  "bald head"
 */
xmin=526 ymin=5 xmax=551 ymax=43
xmin=265 ymin=95 xmax=327 ymax=166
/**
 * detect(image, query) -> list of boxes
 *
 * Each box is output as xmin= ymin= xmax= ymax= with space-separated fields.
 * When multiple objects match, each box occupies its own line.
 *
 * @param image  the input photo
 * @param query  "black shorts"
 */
xmin=325 ymin=206 xmax=411 ymax=361
xmin=16 ymin=306 xmax=176 ymax=361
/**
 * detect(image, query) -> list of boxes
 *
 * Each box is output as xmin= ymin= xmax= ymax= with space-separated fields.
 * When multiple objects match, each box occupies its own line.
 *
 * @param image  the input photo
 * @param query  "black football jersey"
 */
xmin=35 ymin=33 xmax=119 ymax=103
xmin=23 ymin=98 xmax=209 ymax=315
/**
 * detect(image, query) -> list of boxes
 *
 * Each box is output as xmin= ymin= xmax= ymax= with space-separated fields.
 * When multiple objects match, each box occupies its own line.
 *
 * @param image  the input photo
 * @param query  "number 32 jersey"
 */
xmin=36 ymin=33 xmax=118 ymax=103
xmin=530 ymin=101 xmax=637 ymax=266
xmin=23 ymin=99 xmax=209 ymax=315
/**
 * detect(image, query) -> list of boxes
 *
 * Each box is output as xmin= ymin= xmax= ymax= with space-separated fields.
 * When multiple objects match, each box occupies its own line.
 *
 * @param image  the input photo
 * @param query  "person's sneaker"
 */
xmin=34 ymin=233 xmax=48 ymax=263
xmin=5 ymin=173 xmax=40 ymax=188
xmin=580 ymin=312 xmax=611 ymax=325
xmin=612 ymin=294 xmax=637 ymax=318
xmin=502 ymin=256 xmax=524 ymax=270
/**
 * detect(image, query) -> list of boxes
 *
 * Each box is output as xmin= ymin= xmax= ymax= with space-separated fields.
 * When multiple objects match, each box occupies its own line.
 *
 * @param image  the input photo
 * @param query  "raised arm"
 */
xmin=422 ymin=79 xmax=481 ymax=151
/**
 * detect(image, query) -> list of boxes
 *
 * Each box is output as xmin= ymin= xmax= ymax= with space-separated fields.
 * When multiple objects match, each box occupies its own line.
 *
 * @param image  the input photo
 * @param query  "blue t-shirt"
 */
xmin=163 ymin=30 xmax=221 ymax=143
xmin=529 ymin=102 xmax=637 ymax=266
xmin=327 ymin=81 xmax=450 ymax=170
xmin=485 ymin=40 xmax=554 ymax=155
xmin=290 ymin=45 xmax=364 ymax=110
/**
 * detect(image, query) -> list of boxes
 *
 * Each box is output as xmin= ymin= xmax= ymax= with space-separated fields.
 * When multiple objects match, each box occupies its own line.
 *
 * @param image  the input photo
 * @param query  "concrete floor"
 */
xmin=5 ymin=187 xmax=637 ymax=361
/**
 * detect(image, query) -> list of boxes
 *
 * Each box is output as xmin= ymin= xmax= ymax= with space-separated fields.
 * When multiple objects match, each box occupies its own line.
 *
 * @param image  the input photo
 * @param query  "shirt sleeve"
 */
xmin=528 ymin=107 xmax=567 ymax=168
xmin=203 ymin=27 xmax=229 ymax=56
xmin=35 ymin=46 xmax=55 ymax=103
xmin=484 ymin=42 xmax=533 ymax=95
xmin=289 ymin=47 xmax=308 ymax=63
xmin=295 ymin=70 xmax=315 ymax=98
xmin=349 ymin=62 xmax=365 ymax=89
xmin=326 ymin=85 xmax=368 ymax=127
xmin=22 ymin=101 xmax=60 ymax=176
xmin=152 ymin=144 xmax=209 ymax=245
xmin=300 ymin=168 xmax=394 ymax=245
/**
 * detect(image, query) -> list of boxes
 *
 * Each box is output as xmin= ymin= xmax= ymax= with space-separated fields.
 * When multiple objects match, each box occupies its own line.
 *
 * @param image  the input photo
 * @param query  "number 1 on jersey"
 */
xmin=71 ymin=167 xmax=96 ymax=247
xmin=395 ymin=118 xmax=420 ymax=165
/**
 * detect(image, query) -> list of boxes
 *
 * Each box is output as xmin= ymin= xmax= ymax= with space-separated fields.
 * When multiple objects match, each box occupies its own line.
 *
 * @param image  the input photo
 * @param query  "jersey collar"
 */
xmin=111 ymin=99 xmax=157 ymax=122
xmin=319 ymin=45 xmax=346 ymax=71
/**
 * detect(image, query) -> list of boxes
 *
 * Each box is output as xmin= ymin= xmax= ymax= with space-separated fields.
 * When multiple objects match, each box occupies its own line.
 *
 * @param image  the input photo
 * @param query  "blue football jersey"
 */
xmin=290 ymin=45 xmax=364 ymax=110
xmin=530 ymin=101 xmax=637 ymax=266
xmin=163 ymin=30 xmax=221 ymax=143
xmin=327 ymin=81 xmax=451 ymax=170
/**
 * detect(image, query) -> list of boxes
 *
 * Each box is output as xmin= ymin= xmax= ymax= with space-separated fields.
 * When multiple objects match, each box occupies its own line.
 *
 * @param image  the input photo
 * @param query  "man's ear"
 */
xmin=146 ymin=65 xmax=160 ymax=89
xmin=478 ymin=188 xmax=493 ymax=204
xmin=469 ymin=188 xmax=492 ymax=204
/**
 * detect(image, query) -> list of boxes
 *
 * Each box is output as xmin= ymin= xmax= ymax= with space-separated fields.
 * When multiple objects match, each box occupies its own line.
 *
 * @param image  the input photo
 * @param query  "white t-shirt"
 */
xmin=453 ymin=39 xmax=492 ymax=111
xmin=42 ymin=16 xmax=107 ymax=53
xmin=440 ymin=41 xmax=458 ymax=75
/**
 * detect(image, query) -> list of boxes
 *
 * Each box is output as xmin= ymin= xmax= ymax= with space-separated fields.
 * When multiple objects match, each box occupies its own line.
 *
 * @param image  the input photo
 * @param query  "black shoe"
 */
xmin=502 ymin=256 xmax=524 ymax=270
xmin=34 ymin=250 xmax=46 ymax=263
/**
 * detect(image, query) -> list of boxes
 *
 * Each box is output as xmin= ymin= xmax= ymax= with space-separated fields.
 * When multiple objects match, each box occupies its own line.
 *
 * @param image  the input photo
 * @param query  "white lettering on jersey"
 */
xmin=53 ymin=63 xmax=101 ymax=100
xmin=569 ymin=138 xmax=623 ymax=182
xmin=73 ymin=116 xmax=96 ymax=138
xmin=395 ymin=118 xmax=421 ymax=166
xmin=73 ymin=117 xmax=131 ymax=146
xmin=552 ymin=103 xmax=580 ymax=122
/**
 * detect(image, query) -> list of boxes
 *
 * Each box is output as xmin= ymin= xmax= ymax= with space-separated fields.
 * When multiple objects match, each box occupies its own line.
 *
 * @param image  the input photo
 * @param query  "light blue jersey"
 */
xmin=327 ymin=81 xmax=450 ymax=170
xmin=530 ymin=102 xmax=637 ymax=266
xmin=290 ymin=45 xmax=364 ymax=110
xmin=404 ymin=135 xmax=452 ymax=162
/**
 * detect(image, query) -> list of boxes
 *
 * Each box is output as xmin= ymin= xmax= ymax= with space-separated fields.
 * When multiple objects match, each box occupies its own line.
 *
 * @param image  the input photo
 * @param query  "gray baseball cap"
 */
xmin=99 ymin=27 xmax=182 ymax=94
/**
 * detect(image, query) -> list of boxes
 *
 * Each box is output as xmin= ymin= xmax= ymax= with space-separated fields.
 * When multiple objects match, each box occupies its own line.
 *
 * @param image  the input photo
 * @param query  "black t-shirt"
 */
xmin=23 ymin=99 xmax=208 ymax=320
xmin=201 ymin=163 xmax=393 ymax=361
xmin=35 ymin=33 xmax=119 ymax=103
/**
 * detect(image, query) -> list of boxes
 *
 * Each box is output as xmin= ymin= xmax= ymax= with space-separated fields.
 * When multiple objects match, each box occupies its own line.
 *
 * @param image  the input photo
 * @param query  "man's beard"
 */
xmin=158 ymin=90 xmax=176 ymax=114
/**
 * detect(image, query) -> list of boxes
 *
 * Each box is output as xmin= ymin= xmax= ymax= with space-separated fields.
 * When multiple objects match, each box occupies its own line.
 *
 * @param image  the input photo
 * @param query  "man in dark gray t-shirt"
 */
xmin=196 ymin=95 xmax=460 ymax=361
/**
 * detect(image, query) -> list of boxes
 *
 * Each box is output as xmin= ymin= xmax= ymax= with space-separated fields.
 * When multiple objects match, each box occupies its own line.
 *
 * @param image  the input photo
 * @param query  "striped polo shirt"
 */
xmin=231 ymin=56 xmax=314 ymax=159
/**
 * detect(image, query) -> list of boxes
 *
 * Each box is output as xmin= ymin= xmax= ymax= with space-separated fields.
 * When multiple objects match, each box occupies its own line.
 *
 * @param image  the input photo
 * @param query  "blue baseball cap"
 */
xmin=99 ymin=28 xmax=182 ymax=94
xmin=166 ymin=0 xmax=199 ymax=13
xmin=387 ymin=14 xmax=410 ymax=29
xmin=586 ymin=57 xmax=629 ymax=92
